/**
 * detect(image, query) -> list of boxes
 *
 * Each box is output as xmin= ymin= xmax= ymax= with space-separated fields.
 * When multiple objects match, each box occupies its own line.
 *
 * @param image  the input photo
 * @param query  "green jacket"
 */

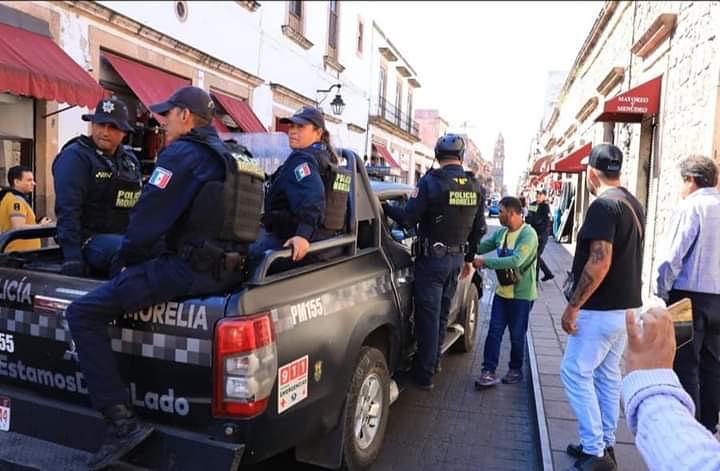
xmin=477 ymin=224 xmax=539 ymax=301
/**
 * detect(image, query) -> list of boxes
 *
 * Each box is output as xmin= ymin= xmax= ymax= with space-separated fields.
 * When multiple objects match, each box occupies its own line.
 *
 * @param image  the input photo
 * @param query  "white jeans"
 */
xmin=560 ymin=309 xmax=629 ymax=456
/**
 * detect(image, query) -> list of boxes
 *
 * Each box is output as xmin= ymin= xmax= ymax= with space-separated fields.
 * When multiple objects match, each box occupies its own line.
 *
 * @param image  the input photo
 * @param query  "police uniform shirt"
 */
xmin=0 ymin=192 xmax=40 ymax=252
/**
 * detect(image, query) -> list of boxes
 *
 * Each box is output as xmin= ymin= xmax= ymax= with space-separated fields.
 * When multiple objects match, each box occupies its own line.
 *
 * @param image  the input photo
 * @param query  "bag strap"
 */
xmin=603 ymin=192 xmax=644 ymax=240
xmin=500 ymin=226 xmax=536 ymax=274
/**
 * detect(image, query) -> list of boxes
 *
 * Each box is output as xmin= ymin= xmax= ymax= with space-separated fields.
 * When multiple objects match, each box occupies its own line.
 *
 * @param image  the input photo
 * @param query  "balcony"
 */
xmin=369 ymin=96 xmax=419 ymax=141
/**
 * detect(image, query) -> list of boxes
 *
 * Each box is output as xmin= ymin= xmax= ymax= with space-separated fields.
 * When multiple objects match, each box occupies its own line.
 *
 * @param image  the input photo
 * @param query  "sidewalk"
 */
xmin=530 ymin=239 xmax=647 ymax=470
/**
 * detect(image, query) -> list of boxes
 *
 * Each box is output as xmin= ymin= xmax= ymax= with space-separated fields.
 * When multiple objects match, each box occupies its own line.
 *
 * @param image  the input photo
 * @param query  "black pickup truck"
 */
xmin=0 ymin=152 xmax=481 ymax=470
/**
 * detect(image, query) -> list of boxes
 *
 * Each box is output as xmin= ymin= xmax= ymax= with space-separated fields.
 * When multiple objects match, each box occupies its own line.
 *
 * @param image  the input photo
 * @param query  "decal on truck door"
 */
xmin=277 ymin=355 xmax=309 ymax=414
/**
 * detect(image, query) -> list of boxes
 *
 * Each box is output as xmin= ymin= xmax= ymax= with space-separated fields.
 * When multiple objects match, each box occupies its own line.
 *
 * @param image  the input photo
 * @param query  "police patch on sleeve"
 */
xmin=148 ymin=167 xmax=173 ymax=189
xmin=294 ymin=162 xmax=311 ymax=181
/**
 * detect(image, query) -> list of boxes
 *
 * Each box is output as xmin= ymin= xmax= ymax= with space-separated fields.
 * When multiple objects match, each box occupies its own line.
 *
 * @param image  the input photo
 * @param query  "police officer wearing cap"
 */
xmin=249 ymin=106 xmax=349 ymax=266
xmin=64 ymin=86 xmax=263 ymax=469
xmin=53 ymin=98 xmax=142 ymax=277
xmin=383 ymin=134 xmax=486 ymax=390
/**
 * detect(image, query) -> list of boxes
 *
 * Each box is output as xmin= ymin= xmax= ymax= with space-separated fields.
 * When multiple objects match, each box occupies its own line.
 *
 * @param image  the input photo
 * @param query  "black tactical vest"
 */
xmin=104 ymin=154 xmax=142 ymax=233
xmin=178 ymin=137 xmax=265 ymax=249
xmin=263 ymin=144 xmax=350 ymax=238
xmin=422 ymin=169 xmax=480 ymax=246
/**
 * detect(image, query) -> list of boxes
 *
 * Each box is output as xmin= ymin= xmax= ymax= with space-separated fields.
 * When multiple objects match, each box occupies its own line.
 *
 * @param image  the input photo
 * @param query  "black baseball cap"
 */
xmin=279 ymin=106 xmax=325 ymax=129
xmin=82 ymin=98 xmax=132 ymax=132
xmin=585 ymin=143 xmax=623 ymax=173
xmin=149 ymin=86 xmax=216 ymax=121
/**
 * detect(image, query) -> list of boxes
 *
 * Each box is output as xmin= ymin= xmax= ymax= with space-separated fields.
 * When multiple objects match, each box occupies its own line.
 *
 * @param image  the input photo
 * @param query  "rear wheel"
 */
xmin=341 ymin=347 xmax=390 ymax=471
xmin=453 ymin=284 xmax=479 ymax=353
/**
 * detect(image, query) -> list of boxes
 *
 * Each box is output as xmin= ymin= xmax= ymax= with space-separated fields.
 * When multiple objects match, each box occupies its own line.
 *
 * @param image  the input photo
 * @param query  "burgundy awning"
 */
xmin=530 ymin=155 xmax=553 ymax=175
xmin=552 ymin=143 xmax=592 ymax=173
xmin=0 ymin=22 xmax=103 ymax=108
xmin=595 ymin=75 xmax=662 ymax=123
xmin=212 ymin=92 xmax=266 ymax=133
xmin=372 ymin=144 xmax=401 ymax=169
xmin=103 ymin=52 xmax=190 ymax=111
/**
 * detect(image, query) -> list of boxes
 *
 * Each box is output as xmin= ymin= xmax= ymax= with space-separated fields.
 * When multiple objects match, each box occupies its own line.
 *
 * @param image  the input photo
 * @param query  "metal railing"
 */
xmin=371 ymin=97 xmax=419 ymax=137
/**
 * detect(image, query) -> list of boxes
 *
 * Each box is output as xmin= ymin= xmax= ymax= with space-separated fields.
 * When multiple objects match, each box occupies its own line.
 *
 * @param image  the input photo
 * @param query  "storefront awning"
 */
xmin=212 ymin=92 xmax=266 ymax=133
xmin=103 ymin=52 xmax=190 ymax=111
xmin=529 ymin=155 xmax=553 ymax=175
xmin=0 ymin=22 xmax=103 ymax=108
xmin=595 ymin=75 xmax=662 ymax=123
xmin=552 ymin=143 xmax=592 ymax=173
xmin=372 ymin=144 xmax=401 ymax=169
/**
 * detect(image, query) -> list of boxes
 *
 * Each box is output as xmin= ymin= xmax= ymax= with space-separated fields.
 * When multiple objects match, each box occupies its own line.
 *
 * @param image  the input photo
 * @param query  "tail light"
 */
xmin=212 ymin=313 xmax=277 ymax=418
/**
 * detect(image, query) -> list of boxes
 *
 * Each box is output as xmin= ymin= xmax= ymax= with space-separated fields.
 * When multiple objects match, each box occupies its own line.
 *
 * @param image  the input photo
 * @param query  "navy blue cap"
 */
xmin=279 ymin=106 xmax=325 ymax=129
xmin=82 ymin=98 xmax=132 ymax=132
xmin=149 ymin=86 xmax=216 ymax=121
xmin=587 ymin=143 xmax=623 ymax=173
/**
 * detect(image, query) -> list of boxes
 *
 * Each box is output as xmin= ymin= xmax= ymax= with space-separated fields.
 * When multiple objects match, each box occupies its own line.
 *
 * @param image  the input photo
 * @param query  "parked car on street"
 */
xmin=0 ymin=149 xmax=481 ymax=471
xmin=487 ymin=198 xmax=501 ymax=217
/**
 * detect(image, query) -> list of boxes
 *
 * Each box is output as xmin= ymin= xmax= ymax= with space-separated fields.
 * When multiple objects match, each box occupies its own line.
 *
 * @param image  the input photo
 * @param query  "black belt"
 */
xmin=412 ymin=240 xmax=468 ymax=257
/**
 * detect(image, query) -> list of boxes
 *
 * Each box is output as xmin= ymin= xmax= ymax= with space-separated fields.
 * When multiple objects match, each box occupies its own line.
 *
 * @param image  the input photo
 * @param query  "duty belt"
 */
xmin=412 ymin=239 xmax=469 ymax=257
xmin=180 ymin=243 xmax=247 ymax=280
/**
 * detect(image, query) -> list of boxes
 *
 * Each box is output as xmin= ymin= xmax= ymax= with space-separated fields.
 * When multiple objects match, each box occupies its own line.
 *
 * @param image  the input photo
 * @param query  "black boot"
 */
xmin=88 ymin=404 xmax=154 ymax=470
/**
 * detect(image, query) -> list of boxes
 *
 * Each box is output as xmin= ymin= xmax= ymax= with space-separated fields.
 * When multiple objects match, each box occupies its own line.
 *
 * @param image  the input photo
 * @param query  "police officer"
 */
xmin=249 ymin=106 xmax=350 ymax=267
xmin=65 ymin=86 xmax=262 ymax=469
xmin=53 ymin=98 xmax=142 ymax=277
xmin=383 ymin=134 xmax=486 ymax=390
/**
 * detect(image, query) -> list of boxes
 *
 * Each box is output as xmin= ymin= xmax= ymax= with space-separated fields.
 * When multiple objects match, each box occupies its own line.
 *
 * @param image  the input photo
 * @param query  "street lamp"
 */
xmin=317 ymin=83 xmax=346 ymax=116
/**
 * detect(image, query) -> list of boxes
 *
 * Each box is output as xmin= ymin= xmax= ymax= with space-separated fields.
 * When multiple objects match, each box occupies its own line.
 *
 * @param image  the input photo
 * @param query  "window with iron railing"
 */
xmin=288 ymin=0 xmax=303 ymax=32
xmin=372 ymin=97 xmax=419 ymax=136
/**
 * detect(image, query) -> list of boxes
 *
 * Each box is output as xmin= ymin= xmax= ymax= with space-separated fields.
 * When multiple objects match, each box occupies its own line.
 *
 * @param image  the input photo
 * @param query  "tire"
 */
xmin=453 ymin=283 xmax=480 ymax=353
xmin=341 ymin=347 xmax=391 ymax=471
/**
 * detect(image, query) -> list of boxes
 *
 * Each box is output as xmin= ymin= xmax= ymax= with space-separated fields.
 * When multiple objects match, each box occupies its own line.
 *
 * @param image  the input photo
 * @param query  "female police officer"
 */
xmin=249 ymin=106 xmax=349 ymax=268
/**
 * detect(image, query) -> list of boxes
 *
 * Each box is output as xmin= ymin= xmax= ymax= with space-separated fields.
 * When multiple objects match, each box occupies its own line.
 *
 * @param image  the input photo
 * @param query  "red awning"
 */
xmin=0 ymin=22 xmax=103 ymax=108
xmin=530 ymin=155 xmax=553 ymax=175
xmin=212 ymin=116 xmax=230 ymax=133
xmin=595 ymin=75 xmax=662 ymax=123
xmin=103 ymin=52 xmax=190 ymax=111
xmin=552 ymin=143 xmax=592 ymax=173
xmin=372 ymin=144 xmax=401 ymax=169
xmin=212 ymin=92 xmax=266 ymax=133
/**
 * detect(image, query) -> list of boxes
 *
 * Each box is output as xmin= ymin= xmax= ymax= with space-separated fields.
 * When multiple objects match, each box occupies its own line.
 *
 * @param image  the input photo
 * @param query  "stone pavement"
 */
xmin=530 ymin=238 xmax=647 ymax=471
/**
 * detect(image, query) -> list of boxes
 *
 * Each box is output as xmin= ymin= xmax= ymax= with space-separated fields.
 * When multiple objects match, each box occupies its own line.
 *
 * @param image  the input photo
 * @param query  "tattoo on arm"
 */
xmin=569 ymin=240 xmax=612 ymax=308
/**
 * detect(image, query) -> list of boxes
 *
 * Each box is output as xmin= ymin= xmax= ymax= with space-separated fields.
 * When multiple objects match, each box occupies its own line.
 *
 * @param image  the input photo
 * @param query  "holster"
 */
xmin=182 ymin=242 xmax=248 ymax=282
xmin=412 ymin=239 xmax=468 ymax=258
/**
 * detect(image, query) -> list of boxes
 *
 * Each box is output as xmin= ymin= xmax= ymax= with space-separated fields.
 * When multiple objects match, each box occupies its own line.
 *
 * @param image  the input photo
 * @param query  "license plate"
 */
xmin=0 ymin=397 xmax=10 ymax=431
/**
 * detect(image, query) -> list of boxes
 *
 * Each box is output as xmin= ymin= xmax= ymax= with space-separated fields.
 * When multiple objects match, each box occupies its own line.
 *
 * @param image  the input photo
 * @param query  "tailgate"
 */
xmin=0 ymin=268 xmax=227 ymax=428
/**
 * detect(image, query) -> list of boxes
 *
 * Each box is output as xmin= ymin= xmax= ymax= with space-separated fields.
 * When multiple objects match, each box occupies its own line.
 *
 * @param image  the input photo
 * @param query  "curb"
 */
xmin=527 ymin=327 xmax=554 ymax=471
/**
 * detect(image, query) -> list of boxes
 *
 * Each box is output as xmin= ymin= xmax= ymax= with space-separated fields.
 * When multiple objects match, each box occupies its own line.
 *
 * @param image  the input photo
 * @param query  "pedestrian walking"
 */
xmin=383 ymin=134 xmax=486 ymax=390
xmin=560 ymin=143 xmax=645 ymax=471
xmin=655 ymin=154 xmax=720 ymax=435
xmin=525 ymin=188 xmax=554 ymax=282
xmin=473 ymin=196 xmax=538 ymax=387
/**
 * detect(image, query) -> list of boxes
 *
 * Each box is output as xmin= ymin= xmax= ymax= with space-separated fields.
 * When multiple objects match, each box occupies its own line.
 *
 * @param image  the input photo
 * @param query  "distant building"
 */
xmin=492 ymin=133 xmax=506 ymax=194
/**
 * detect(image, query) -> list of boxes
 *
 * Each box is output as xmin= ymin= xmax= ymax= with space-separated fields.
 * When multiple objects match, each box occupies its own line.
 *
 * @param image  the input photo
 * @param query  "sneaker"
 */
xmin=567 ymin=444 xmax=616 ymax=466
xmin=567 ymin=451 xmax=615 ymax=471
xmin=501 ymin=368 xmax=523 ymax=384
xmin=396 ymin=371 xmax=434 ymax=392
xmin=88 ymin=404 xmax=154 ymax=470
xmin=474 ymin=369 xmax=500 ymax=389
xmin=541 ymin=273 xmax=555 ymax=282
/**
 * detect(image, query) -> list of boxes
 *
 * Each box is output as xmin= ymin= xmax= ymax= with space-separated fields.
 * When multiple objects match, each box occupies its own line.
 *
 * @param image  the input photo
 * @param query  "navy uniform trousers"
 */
xmin=65 ymin=253 xmax=244 ymax=410
xmin=412 ymin=253 xmax=465 ymax=384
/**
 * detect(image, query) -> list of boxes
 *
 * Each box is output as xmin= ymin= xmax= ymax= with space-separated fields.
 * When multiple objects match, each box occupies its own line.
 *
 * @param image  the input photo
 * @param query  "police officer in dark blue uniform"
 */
xmin=383 ymin=134 xmax=486 ymax=390
xmin=249 ymin=106 xmax=349 ymax=267
xmin=65 ymin=86 xmax=262 ymax=469
xmin=53 ymin=98 xmax=142 ymax=277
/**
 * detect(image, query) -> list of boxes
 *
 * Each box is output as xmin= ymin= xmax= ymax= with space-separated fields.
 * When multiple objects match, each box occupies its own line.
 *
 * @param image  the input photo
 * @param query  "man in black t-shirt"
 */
xmin=559 ymin=144 xmax=645 ymax=471
xmin=526 ymin=188 xmax=554 ymax=281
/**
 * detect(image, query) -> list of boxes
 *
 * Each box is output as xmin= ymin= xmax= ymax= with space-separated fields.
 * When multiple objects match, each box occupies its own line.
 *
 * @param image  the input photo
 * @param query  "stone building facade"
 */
xmin=534 ymin=0 xmax=720 ymax=297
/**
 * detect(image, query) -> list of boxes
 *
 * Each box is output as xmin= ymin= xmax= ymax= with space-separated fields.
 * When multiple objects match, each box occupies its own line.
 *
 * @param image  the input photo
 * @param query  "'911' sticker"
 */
xmin=277 ymin=355 xmax=308 ymax=414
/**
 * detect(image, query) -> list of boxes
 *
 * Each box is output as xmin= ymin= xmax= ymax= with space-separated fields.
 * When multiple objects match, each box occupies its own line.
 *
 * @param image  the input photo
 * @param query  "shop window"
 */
xmin=603 ymin=122 xmax=615 ymax=144
xmin=175 ymin=1 xmax=189 ymax=22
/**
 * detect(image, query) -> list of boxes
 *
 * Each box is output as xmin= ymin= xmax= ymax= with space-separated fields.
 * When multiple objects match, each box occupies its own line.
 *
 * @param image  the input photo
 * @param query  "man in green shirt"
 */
xmin=473 ymin=196 xmax=538 ymax=387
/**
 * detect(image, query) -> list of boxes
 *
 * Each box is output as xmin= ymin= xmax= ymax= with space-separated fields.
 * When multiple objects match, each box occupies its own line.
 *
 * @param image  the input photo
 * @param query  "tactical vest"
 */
xmin=104 ymin=153 xmax=142 ymax=233
xmin=180 ymin=137 xmax=265 ymax=247
xmin=263 ymin=144 xmax=350 ymax=238
xmin=421 ymin=169 xmax=479 ymax=246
